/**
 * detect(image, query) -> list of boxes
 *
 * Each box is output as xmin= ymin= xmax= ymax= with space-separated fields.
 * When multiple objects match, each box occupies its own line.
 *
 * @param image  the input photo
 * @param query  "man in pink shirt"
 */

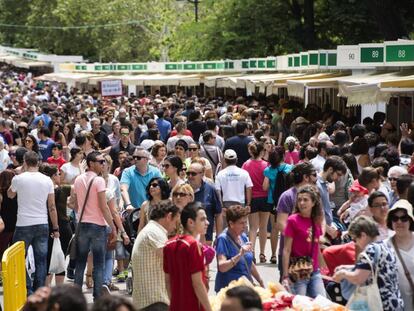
xmin=72 ymin=151 xmax=116 ymax=299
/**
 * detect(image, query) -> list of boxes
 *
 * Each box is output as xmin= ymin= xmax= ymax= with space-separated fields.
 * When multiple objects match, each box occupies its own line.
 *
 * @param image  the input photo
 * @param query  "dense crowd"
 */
xmin=0 ymin=69 xmax=414 ymax=311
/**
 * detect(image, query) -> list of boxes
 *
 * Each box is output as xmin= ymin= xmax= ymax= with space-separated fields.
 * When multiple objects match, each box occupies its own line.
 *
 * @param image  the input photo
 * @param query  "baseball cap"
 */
xmin=224 ymin=149 xmax=237 ymax=160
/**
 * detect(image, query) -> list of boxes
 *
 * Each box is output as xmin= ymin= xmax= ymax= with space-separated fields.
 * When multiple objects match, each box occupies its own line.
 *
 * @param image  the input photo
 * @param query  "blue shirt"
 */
xmin=38 ymin=138 xmax=54 ymax=161
xmin=120 ymin=165 xmax=162 ymax=208
xmin=263 ymin=163 xmax=293 ymax=204
xmin=33 ymin=113 xmax=51 ymax=127
xmin=317 ymin=175 xmax=333 ymax=225
xmin=156 ymin=118 xmax=171 ymax=142
xmin=215 ymin=229 xmax=254 ymax=292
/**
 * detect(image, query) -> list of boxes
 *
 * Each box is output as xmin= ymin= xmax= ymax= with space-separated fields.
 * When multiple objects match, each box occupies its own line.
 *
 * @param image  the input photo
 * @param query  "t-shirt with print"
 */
xmin=11 ymin=171 xmax=54 ymax=226
xmin=284 ymin=213 xmax=322 ymax=271
xmin=163 ymin=234 xmax=205 ymax=311
xmin=355 ymin=241 xmax=404 ymax=311
xmin=215 ymin=165 xmax=253 ymax=204
xmin=74 ymin=171 xmax=107 ymax=226
xmin=242 ymin=159 xmax=268 ymax=198
xmin=276 ymin=187 xmax=297 ymax=256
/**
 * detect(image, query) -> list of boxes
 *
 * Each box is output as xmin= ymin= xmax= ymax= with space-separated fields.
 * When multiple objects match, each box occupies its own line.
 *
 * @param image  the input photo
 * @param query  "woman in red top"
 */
xmin=242 ymin=141 xmax=270 ymax=263
xmin=163 ymin=202 xmax=212 ymax=311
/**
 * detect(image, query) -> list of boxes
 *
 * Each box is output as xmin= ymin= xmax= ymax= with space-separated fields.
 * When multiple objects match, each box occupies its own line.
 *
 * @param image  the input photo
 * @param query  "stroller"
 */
xmin=121 ymin=208 xmax=141 ymax=295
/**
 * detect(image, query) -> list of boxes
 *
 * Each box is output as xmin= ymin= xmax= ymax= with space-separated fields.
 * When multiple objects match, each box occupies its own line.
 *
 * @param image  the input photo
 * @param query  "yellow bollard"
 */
xmin=2 ymin=241 xmax=26 ymax=311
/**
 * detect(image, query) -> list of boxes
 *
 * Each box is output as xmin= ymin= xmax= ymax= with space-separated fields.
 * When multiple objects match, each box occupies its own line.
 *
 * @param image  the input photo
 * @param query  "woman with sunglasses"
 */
xmin=162 ymin=155 xmax=185 ymax=190
xmin=334 ymin=215 xmax=403 ymax=310
xmin=171 ymin=184 xmax=194 ymax=210
xmin=24 ymin=134 xmax=41 ymax=155
xmin=387 ymin=166 xmax=407 ymax=206
xmin=49 ymin=120 xmax=67 ymax=147
xmin=137 ymin=177 xmax=170 ymax=233
xmin=385 ymin=200 xmax=414 ymax=311
xmin=187 ymin=143 xmax=213 ymax=180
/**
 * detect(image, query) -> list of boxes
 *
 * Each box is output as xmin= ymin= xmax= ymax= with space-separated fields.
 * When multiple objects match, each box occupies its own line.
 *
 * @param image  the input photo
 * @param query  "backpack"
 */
xmin=272 ymin=164 xmax=290 ymax=211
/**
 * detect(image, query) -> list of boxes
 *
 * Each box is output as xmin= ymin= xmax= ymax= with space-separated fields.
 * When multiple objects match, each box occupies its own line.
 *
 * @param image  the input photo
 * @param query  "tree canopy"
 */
xmin=0 ymin=0 xmax=413 ymax=62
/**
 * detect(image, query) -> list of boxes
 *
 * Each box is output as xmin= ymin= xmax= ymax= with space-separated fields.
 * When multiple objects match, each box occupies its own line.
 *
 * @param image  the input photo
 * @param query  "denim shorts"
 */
xmin=115 ymin=241 xmax=130 ymax=260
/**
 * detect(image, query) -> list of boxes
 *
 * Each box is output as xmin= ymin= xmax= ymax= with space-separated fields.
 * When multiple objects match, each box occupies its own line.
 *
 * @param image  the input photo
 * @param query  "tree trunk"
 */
xmin=303 ymin=0 xmax=315 ymax=49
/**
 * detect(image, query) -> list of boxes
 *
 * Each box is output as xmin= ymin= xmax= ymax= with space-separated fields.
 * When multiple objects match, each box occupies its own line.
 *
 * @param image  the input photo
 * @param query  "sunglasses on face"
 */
xmin=25 ymin=139 xmax=33 ymax=143
xmin=95 ymin=159 xmax=106 ymax=165
xmin=188 ymin=147 xmax=198 ymax=151
xmin=8 ymin=152 xmax=15 ymax=157
xmin=133 ymin=156 xmax=147 ymax=161
xmin=172 ymin=192 xmax=190 ymax=198
xmin=390 ymin=215 xmax=410 ymax=223
xmin=388 ymin=177 xmax=398 ymax=181
xmin=186 ymin=171 xmax=200 ymax=177
xmin=150 ymin=183 xmax=159 ymax=188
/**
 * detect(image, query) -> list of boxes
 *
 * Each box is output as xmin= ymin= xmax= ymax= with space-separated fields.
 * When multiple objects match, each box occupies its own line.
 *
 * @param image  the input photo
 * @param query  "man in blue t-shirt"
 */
xmin=38 ymin=128 xmax=55 ymax=162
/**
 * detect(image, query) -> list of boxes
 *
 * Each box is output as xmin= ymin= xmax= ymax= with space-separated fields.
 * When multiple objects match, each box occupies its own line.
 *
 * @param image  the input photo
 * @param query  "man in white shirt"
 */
xmin=215 ymin=149 xmax=253 ymax=214
xmin=8 ymin=151 xmax=59 ymax=294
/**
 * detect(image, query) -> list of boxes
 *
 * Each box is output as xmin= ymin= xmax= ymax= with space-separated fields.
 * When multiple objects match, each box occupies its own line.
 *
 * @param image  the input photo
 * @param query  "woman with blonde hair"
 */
xmin=171 ymin=183 xmax=194 ymax=210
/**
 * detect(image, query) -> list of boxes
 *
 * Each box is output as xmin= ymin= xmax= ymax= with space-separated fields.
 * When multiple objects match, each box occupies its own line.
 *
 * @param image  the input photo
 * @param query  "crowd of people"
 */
xmin=0 ymin=69 xmax=414 ymax=311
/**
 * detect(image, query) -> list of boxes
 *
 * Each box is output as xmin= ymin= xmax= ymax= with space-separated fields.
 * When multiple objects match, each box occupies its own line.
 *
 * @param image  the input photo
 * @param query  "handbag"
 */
xmin=67 ymin=176 xmax=96 ymax=260
xmin=288 ymin=222 xmax=315 ymax=282
xmin=346 ymin=244 xmax=383 ymax=311
xmin=392 ymin=237 xmax=414 ymax=305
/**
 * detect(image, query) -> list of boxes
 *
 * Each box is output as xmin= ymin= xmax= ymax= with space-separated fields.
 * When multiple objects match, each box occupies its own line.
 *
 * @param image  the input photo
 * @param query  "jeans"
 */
xmin=13 ymin=224 xmax=49 ymax=295
xmin=74 ymin=223 xmax=107 ymax=299
xmin=292 ymin=270 xmax=327 ymax=298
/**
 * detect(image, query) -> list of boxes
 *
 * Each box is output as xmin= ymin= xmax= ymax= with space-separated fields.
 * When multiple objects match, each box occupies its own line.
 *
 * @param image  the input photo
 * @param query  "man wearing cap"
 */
xmin=215 ymin=149 xmax=253 ymax=218
xmin=109 ymin=126 xmax=136 ymax=173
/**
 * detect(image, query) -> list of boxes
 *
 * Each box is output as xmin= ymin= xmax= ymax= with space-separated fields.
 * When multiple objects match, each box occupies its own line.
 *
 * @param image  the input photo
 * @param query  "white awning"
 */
xmin=39 ymin=72 xmax=105 ymax=83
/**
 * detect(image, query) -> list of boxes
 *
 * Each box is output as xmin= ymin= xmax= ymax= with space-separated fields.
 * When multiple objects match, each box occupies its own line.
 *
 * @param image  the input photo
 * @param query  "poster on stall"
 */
xmin=101 ymin=80 xmax=123 ymax=97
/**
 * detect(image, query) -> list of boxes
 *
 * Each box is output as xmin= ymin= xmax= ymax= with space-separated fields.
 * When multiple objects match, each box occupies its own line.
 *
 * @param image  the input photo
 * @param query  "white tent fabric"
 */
xmin=39 ymin=72 xmax=104 ymax=84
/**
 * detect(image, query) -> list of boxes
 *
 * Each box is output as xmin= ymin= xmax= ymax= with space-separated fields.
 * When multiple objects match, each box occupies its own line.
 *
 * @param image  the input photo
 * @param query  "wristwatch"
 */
xmin=125 ymin=203 xmax=132 ymax=208
xmin=52 ymin=227 xmax=59 ymax=232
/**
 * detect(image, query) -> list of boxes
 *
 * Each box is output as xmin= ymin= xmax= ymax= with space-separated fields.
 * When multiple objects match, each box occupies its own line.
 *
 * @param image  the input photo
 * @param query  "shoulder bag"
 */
xmin=226 ymin=231 xmax=254 ymax=284
xmin=288 ymin=221 xmax=315 ymax=282
xmin=67 ymin=176 xmax=96 ymax=260
xmin=346 ymin=243 xmax=383 ymax=311
xmin=392 ymin=237 xmax=414 ymax=305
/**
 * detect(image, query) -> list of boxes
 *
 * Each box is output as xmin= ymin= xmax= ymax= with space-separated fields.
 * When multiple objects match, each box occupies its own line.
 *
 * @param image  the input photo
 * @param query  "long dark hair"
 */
xmin=146 ymin=177 xmax=170 ymax=201
xmin=25 ymin=134 xmax=40 ymax=153
xmin=293 ymin=185 xmax=324 ymax=224
xmin=0 ymin=169 xmax=15 ymax=193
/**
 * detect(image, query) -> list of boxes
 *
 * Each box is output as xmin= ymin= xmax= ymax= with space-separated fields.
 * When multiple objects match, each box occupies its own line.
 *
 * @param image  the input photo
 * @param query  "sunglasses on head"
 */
xmin=186 ymin=171 xmax=200 ymax=177
xmin=390 ymin=214 xmax=410 ymax=223
xmin=172 ymin=192 xmax=189 ymax=198
xmin=133 ymin=155 xmax=147 ymax=161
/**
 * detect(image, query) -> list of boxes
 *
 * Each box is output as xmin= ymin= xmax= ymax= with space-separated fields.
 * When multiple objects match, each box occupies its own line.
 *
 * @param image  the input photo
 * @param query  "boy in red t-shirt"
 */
xmin=47 ymin=143 xmax=66 ymax=169
xmin=163 ymin=202 xmax=212 ymax=311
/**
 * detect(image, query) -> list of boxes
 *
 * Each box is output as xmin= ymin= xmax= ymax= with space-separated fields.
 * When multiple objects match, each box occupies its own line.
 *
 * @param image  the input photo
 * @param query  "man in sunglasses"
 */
xmin=71 ymin=151 xmax=117 ymax=299
xmin=120 ymin=146 xmax=162 ymax=213
xmin=109 ymin=126 xmax=135 ymax=172
xmin=187 ymin=162 xmax=222 ymax=245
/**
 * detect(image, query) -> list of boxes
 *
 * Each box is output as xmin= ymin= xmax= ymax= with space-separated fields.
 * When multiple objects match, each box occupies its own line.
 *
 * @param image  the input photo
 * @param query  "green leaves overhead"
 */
xmin=0 ymin=0 xmax=413 ymax=62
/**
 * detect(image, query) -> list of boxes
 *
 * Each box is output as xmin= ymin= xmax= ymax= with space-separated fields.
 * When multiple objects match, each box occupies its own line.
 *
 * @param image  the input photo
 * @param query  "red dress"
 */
xmin=163 ymin=235 xmax=206 ymax=311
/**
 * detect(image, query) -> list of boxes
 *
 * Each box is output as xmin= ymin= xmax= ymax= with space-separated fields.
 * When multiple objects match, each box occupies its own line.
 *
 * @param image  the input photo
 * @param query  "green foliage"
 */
xmin=0 ymin=0 xmax=414 ymax=61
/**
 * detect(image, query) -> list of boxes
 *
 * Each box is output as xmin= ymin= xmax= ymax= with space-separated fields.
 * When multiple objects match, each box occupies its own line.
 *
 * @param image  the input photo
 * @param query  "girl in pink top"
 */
xmin=242 ymin=141 xmax=269 ymax=262
xmin=282 ymin=185 xmax=326 ymax=298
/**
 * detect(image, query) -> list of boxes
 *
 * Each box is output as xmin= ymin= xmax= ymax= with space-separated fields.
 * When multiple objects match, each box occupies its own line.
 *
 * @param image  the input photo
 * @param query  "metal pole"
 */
xmin=194 ymin=0 xmax=199 ymax=22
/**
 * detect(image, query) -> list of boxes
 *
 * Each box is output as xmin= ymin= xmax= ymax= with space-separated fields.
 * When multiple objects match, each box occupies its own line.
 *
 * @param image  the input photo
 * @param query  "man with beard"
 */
xmin=317 ymin=156 xmax=347 ymax=240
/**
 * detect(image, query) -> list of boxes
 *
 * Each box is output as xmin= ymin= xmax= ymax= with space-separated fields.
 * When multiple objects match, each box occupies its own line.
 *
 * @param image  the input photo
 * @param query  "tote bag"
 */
xmin=346 ymin=245 xmax=383 ymax=311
